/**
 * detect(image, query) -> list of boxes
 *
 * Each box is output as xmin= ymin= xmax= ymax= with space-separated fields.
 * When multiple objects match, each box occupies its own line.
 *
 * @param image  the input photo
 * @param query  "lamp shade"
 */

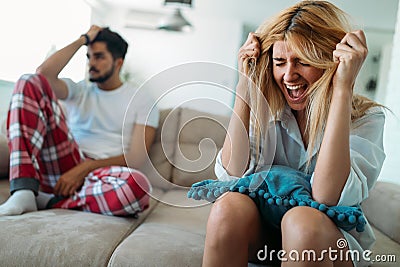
xmin=164 ymin=0 xmax=192 ymax=7
xmin=157 ymin=8 xmax=192 ymax=32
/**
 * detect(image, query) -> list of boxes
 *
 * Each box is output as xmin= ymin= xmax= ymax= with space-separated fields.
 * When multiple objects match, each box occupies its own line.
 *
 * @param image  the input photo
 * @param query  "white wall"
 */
xmin=92 ymin=0 xmax=398 ymax=115
xmin=0 ymin=81 xmax=14 ymax=123
xmin=0 ymin=0 xmax=398 ymax=183
xmin=96 ymin=0 xmax=400 ymax=184
xmin=379 ymin=4 xmax=400 ymax=185
xmin=103 ymin=0 xmax=399 ymax=32
xmin=91 ymin=4 xmax=242 ymax=115
xmin=354 ymin=30 xmax=394 ymax=100
xmin=0 ymin=0 xmax=91 ymax=123
xmin=0 ymin=0 xmax=91 ymax=82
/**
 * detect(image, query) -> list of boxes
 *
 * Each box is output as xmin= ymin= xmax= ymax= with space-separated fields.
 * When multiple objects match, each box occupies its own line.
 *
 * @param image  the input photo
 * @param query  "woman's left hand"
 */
xmin=332 ymin=30 xmax=368 ymax=92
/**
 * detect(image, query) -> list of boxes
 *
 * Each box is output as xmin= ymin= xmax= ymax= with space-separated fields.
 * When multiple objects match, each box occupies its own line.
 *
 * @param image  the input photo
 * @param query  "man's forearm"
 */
xmin=36 ymin=36 xmax=86 ymax=79
xmin=54 ymin=154 xmax=127 ymax=197
xmin=36 ymin=36 xmax=87 ymax=100
xmin=84 ymin=155 xmax=127 ymax=173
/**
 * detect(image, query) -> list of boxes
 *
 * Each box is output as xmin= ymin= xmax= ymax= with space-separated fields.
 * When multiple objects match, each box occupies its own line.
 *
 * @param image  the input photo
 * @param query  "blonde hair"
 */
xmin=245 ymin=0 xmax=382 ymax=168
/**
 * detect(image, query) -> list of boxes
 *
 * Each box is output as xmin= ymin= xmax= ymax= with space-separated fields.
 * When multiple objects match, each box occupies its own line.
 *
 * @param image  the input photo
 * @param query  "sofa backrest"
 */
xmin=140 ymin=107 xmax=230 ymax=191
xmin=0 ymin=106 xmax=231 ymax=190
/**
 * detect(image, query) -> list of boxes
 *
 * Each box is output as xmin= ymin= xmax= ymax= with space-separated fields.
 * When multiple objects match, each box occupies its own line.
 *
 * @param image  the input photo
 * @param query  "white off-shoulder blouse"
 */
xmin=215 ymin=105 xmax=386 ymax=267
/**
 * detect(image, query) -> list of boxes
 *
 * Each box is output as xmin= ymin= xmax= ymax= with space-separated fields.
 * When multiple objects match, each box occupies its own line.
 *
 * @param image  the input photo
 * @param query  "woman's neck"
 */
xmin=293 ymin=110 xmax=308 ymax=148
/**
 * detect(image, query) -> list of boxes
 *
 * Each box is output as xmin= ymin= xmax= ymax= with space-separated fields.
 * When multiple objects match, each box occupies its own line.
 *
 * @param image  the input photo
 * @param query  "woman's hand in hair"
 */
xmin=235 ymin=32 xmax=260 ymax=109
xmin=238 ymin=32 xmax=260 ymax=75
xmin=332 ymin=30 xmax=368 ymax=93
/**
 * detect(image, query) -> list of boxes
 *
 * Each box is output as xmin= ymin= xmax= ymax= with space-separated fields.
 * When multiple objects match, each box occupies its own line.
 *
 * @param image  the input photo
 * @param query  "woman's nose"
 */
xmin=283 ymin=64 xmax=299 ymax=81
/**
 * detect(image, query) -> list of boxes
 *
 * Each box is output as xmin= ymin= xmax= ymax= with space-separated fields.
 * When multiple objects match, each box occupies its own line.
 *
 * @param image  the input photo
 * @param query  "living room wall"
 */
xmin=92 ymin=0 xmax=400 ymax=185
xmin=378 ymin=4 xmax=400 ymax=186
xmin=90 ymin=0 xmax=399 ymax=115
xmin=0 ymin=0 xmax=91 ymax=83
xmin=90 ymin=4 xmax=242 ymax=115
xmin=0 ymin=0 xmax=91 ymax=124
xmin=1 ymin=0 xmax=398 ymax=185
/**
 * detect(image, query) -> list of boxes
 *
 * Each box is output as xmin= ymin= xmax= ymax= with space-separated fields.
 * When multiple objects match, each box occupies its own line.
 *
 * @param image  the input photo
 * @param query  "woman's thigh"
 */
xmin=281 ymin=206 xmax=353 ymax=267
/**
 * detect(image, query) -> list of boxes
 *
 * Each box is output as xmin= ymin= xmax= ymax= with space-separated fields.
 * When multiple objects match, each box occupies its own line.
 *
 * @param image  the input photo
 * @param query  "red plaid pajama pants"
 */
xmin=6 ymin=74 xmax=150 ymax=216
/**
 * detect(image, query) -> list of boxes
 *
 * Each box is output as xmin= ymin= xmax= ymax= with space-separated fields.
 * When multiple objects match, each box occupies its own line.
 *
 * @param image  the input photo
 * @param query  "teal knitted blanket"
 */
xmin=187 ymin=165 xmax=366 ymax=232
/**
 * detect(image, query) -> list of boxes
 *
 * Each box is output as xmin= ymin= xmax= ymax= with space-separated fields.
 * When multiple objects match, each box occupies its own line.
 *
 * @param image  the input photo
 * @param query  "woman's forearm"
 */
xmin=221 ymin=82 xmax=251 ymax=177
xmin=312 ymin=89 xmax=352 ymax=205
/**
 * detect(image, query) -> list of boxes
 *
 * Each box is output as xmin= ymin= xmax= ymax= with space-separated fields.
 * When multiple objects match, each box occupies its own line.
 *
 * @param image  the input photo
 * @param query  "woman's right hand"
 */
xmin=238 ymin=32 xmax=261 ymax=75
xmin=236 ymin=32 xmax=261 ymax=105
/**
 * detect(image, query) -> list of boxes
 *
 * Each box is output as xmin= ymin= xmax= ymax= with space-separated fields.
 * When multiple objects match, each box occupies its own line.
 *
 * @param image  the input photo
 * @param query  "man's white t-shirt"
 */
xmin=61 ymin=78 xmax=159 ymax=159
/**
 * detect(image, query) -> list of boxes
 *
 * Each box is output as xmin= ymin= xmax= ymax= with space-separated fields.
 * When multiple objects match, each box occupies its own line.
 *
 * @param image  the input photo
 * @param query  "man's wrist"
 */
xmin=80 ymin=34 xmax=90 ymax=46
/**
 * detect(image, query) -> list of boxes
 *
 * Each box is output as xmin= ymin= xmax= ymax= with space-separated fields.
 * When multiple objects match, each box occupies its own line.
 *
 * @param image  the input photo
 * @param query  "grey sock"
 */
xmin=36 ymin=191 xmax=54 ymax=210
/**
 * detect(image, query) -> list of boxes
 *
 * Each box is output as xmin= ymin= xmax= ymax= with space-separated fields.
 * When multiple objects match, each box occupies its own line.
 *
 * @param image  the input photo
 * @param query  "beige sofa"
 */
xmin=0 ymin=107 xmax=399 ymax=267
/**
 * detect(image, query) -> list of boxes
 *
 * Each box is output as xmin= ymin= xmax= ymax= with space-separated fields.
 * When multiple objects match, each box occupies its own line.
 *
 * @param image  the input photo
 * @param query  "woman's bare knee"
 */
xmin=281 ymin=206 xmax=353 ymax=266
xmin=206 ymin=192 xmax=261 ymax=241
xmin=282 ymin=206 xmax=330 ymax=242
xmin=203 ymin=192 xmax=263 ymax=266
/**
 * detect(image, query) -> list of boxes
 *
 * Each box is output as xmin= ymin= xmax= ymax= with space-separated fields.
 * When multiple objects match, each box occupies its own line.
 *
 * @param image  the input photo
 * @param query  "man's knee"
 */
xmin=13 ymin=73 xmax=52 ymax=99
xmin=125 ymin=168 xmax=151 ymax=194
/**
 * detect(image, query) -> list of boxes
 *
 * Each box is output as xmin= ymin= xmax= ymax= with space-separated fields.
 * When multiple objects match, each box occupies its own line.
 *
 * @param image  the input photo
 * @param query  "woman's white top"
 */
xmin=215 ymin=105 xmax=386 ymax=266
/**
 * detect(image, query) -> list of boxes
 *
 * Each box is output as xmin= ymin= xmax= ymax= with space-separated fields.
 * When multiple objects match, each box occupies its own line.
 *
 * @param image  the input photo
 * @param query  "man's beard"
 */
xmin=89 ymin=64 xmax=115 ymax=83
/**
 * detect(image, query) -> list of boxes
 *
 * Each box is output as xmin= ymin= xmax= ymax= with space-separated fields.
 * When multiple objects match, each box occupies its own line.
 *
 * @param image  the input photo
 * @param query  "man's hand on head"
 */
xmin=85 ymin=25 xmax=104 ymax=45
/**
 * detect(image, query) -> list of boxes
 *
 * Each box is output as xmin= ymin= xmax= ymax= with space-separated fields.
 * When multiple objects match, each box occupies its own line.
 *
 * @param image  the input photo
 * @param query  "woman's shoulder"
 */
xmin=364 ymin=105 xmax=386 ymax=116
xmin=352 ymin=95 xmax=386 ymax=121
xmin=351 ymin=105 xmax=386 ymax=130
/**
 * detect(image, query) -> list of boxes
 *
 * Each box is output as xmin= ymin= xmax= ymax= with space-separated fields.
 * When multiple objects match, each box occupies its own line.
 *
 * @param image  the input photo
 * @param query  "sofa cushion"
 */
xmin=139 ymin=108 xmax=180 ymax=191
xmin=0 ymin=133 xmax=9 ymax=179
xmin=171 ymin=108 xmax=229 ymax=187
xmin=109 ymin=223 xmax=206 ymax=267
xmin=0 ymin=180 xmax=9 ymax=202
xmin=140 ymin=188 xmax=211 ymax=233
xmin=362 ymin=181 xmax=400 ymax=244
xmin=370 ymin=226 xmax=400 ymax=266
xmin=108 ymin=189 xmax=211 ymax=267
xmin=0 ymin=181 xmax=163 ymax=267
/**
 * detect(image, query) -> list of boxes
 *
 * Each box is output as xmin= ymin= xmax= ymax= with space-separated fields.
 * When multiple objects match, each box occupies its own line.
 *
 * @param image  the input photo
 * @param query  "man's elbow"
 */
xmin=35 ymin=65 xmax=46 ymax=76
xmin=36 ymin=65 xmax=54 ymax=79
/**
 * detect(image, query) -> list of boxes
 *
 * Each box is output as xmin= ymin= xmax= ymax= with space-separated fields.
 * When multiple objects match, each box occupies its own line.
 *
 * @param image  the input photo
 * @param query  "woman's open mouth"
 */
xmin=285 ymin=84 xmax=307 ymax=103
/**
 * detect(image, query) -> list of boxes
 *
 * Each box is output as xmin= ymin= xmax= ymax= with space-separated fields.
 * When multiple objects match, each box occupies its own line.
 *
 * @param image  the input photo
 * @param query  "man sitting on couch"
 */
xmin=0 ymin=25 xmax=159 ymax=216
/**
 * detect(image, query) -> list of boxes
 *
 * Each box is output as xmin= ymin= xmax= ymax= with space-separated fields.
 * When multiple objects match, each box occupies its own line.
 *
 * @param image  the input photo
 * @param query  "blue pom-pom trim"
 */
xmin=187 ymin=166 xmax=366 ymax=233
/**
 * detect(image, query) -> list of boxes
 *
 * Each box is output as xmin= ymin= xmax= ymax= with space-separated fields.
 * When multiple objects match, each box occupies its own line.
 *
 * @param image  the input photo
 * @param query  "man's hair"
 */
xmin=92 ymin=27 xmax=128 ymax=60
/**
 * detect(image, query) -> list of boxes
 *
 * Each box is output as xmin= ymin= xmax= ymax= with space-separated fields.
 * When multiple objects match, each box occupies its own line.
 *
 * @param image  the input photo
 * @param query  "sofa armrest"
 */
xmin=362 ymin=181 xmax=400 ymax=243
xmin=0 ymin=131 xmax=9 ymax=178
